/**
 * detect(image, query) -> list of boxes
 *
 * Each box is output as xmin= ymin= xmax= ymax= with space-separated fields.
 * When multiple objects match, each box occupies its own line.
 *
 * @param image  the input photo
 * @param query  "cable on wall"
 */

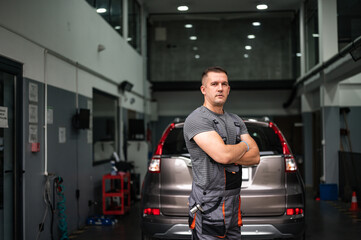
xmin=44 ymin=49 xmax=48 ymax=176
xmin=55 ymin=176 xmax=69 ymax=240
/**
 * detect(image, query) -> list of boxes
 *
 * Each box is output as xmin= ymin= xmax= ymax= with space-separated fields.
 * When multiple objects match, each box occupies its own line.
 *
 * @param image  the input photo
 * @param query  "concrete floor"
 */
xmin=70 ymin=191 xmax=361 ymax=240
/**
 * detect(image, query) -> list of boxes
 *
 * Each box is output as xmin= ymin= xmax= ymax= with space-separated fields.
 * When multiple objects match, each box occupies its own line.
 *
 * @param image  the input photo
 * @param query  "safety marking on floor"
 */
xmin=326 ymin=201 xmax=361 ymax=223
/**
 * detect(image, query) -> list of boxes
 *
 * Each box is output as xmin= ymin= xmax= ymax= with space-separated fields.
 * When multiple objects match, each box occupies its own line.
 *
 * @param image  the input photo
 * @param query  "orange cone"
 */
xmin=349 ymin=191 xmax=359 ymax=211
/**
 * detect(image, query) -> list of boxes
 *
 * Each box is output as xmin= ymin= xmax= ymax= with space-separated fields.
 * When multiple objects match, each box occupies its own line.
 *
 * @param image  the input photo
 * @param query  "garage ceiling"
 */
xmin=144 ymin=0 xmax=303 ymax=15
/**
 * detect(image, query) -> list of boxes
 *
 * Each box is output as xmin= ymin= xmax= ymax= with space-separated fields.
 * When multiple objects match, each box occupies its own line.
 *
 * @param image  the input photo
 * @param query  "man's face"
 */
xmin=201 ymin=71 xmax=230 ymax=107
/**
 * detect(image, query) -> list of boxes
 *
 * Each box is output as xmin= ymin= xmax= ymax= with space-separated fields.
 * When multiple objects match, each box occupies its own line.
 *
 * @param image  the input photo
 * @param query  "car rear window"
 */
xmin=162 ymin=122 xmax=283 ymax=156
xmin=162 ymin=127 xmax=188 ymax=155
xmin=245 ymin=123 xmax=283 ymax=155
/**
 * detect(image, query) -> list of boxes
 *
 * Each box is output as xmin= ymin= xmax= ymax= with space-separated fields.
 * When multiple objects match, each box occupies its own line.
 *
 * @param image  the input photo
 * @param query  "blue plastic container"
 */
xmin=320 ymin=184 xmax=338 ymax=201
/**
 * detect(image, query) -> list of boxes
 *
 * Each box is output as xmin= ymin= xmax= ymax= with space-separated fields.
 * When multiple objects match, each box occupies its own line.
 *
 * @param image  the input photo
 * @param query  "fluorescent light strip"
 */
xmin=257 ymin=4 xmax=268 ymax=10
xmin=177 ymin=5 xmax=189 ymax=11
xmin=96 ymin=8 xmax=107 ymax=13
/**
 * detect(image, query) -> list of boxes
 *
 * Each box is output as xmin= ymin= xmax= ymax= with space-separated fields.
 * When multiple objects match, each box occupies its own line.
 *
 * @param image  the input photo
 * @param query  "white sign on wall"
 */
xmin=59 ymin=127 xmax=66 ymax=143
xmin=29 ymin=104 xmax=38 ymax=123
xmin=29 ymin=82 xmax=38 ymax=102
xmin=29 ymin=124 xmax=38 ymax=143
xmin=0 ymin=106 xmax=8 ymax=128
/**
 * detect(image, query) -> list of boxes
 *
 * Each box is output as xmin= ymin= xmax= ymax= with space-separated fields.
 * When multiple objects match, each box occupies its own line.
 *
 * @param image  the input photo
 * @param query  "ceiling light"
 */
xmin=296 ymin=53 xmax=302 ymax=57
xmin=115 ymin=26 xmax=121 ymax=30
xmin=96 ymin=8 xmax=107 ymax=13
xmin=185 ymin=24 xmax=193 ymax=28
xmin=252 ymin=22 xmax=261 ymax=26
xmin=189 ymin=36 xmax=197 ymax=40
xmin=177 ymin=5 xmax=189 ymax=11
xmin=244 ymin=54 xmax=249 ymax=58
xmin=193 ymin=46 xmax=198 ymax=51
xmin=127 ymin=37 xmax=132 ymax=41
xmin=195 ymin=54 xmax=200 ymax=59
xmin=248 ymin=35 xmax=255 ymax=39
xmin=312 ymin=33 xmax=319 ymax=37
xmin=245 ymin=45 xmax=252 ymax=50
xmin=256 ymin=4 xmax=268 ymax=10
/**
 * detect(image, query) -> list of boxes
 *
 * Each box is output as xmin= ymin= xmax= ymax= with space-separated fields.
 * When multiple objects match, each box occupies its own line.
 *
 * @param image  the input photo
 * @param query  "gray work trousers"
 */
xmin=189 ymin=193 xmax=242 ymax=240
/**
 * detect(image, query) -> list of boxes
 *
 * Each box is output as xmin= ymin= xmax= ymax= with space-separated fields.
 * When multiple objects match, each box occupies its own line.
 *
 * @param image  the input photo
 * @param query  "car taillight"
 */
xmin=143 ymin=208 xmax=160 ymax=215
xmin=269 ymin=122 xmax=297 ymax=172
xmin=148 ymin=123 xmax=175 ymax=173
xmin=148 ymin=156 xmax=160 ymax=173
xmin=286 ymin=208 xmax=304 ymax=216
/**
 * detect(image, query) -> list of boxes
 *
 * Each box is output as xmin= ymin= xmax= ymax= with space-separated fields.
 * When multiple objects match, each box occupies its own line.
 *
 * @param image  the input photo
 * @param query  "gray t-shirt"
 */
xmin=183 ymin=106 xmax=248 ymax=189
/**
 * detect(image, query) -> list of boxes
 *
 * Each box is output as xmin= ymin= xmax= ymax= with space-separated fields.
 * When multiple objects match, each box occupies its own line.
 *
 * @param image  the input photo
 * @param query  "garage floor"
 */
xmin=71 ymin=190 xmax=361 ymax=240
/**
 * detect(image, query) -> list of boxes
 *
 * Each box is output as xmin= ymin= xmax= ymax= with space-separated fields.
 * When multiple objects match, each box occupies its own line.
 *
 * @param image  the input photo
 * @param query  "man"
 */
xmin=184 ymin=66 xmax=260 ymax=240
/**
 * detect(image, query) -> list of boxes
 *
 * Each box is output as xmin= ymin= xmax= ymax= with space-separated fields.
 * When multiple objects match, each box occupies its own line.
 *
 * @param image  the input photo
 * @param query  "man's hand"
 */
xmin=193 ymin=131 xmax=260 ymax=165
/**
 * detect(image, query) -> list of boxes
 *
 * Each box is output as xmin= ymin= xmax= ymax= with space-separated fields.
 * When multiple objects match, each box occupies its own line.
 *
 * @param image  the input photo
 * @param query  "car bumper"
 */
xmin=141 ymin=215 xmax=305 ymax=239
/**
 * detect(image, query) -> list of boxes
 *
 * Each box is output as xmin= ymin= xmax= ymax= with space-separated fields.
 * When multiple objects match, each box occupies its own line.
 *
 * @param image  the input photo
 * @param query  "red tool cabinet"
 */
xmin=102 ymin=172 xmax=131 ymax=215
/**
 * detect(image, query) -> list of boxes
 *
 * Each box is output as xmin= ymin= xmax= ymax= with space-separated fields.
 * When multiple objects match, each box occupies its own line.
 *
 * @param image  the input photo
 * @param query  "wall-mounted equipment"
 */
xmin=119 ymin=80 xmax=134 ymax=92
xmin=72 ymin=108 xmax=90 ymax=129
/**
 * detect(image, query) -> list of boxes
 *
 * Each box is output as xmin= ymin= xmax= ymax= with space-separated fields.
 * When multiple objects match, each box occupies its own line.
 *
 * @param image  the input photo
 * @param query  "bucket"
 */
xmin=320 ymin=184 xmax=338 ymax=201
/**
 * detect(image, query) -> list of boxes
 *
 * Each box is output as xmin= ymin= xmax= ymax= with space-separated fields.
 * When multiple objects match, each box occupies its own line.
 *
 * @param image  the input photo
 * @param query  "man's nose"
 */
xmin=217 ymin=84 xmax=223 ymax=91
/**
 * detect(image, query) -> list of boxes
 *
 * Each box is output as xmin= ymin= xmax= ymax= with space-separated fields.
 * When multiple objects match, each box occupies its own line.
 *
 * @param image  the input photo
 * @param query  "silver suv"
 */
xmin=141 ymin=119 xmax=305 ymax=240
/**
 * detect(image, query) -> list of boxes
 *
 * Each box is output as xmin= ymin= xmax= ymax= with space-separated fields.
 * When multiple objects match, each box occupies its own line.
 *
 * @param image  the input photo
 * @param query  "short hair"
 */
xmin=201 ymin=66 xmax=228 ymax=84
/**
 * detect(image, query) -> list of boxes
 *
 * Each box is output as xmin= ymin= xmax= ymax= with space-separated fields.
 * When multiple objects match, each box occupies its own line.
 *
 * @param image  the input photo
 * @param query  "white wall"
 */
xmin=340 ymin=73 xmax=361 ymax=107
xmin=0 ymin=0 xmax=147 ymax=113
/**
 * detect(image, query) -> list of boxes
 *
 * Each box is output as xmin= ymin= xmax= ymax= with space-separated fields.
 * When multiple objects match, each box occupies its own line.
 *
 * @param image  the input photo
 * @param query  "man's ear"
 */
xmin=200 ymin=85 xmax=205 ymax=94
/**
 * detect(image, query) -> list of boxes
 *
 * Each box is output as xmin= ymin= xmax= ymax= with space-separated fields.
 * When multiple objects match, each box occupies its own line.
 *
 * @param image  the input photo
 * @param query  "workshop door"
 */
xmin=0 ymin=58 xmax=22 ymax=240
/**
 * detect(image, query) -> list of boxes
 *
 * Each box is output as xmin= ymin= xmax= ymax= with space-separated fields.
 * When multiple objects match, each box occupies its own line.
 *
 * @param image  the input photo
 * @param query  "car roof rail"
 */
xmin=173 ymin=117 xmax=185 ymax=123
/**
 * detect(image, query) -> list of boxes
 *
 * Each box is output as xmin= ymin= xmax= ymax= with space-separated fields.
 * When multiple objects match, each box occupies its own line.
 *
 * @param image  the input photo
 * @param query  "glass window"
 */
xmin=304 ymin=0 xmax=319 ymax=71
xmin=110 ymin=0 xmax=123 ymax=35
xmin=149 ymin=14 xmax=296 ymax=83
xmin=162 ymin=127 xmax=188 ymax=155
xmin=128 ymin=0 xmax=141 ymax=52
xmin=337 ymin=0 xmax=361 ymax=50
xmin=245 ymin=123 xmax=283 ymax=155
xmin=92 ymin=89 xmax=119 ymax=164
xmin=87 ymin=0 xmax=123 ymax=36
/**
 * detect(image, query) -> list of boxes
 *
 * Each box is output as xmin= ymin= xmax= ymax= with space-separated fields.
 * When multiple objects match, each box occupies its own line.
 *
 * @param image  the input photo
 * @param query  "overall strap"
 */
xmin=229 ymin=114 xmax=241 ymax=144
xmin=213 ymin=119 xmax=227 ymax=143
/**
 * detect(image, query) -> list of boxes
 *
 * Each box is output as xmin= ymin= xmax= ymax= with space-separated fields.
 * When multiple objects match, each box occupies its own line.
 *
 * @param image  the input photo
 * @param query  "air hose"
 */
xmin=55 ymin=177 xmax=69 ymax=240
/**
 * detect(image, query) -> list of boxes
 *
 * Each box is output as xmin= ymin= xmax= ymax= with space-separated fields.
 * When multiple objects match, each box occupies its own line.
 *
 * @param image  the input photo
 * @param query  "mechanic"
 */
xmin=184 ymin=66 xmax=260 ymax=240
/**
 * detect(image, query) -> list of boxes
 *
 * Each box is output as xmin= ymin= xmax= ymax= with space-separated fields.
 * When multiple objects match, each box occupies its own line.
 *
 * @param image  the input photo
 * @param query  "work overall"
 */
xmin=188 ymin=117 xmax=243 ymax=240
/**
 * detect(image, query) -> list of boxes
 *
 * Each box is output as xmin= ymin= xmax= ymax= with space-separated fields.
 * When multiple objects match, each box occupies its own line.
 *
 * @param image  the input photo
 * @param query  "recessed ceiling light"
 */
xmin=248 ymin=35 xmax=256 ymax=39
xmin=177 ymin=5 xmax=189 ymax=11
xmin=257 ymin=4 xmax=268 ymax=10
xmin=252 ymin=22 xmax=261 ymax=26
xmin=195 ymin=54 xmax=200 ymax=59
xmin=245 ymin=45 xmax=252 ymax=50
xmin=115 ymin=26 xmax=121 ymax=30
xmin=244 ymin=54 xmax=249 ymax=58
xmin=189 ymin=36 xmax=197 ymax=40
xmin=185 ymin=24 xmax=193 ymax=28
xmin=96 ymin=8 xmax=107 ymax=13
xmin=312 ymin=33 xmax=319 ymax=37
